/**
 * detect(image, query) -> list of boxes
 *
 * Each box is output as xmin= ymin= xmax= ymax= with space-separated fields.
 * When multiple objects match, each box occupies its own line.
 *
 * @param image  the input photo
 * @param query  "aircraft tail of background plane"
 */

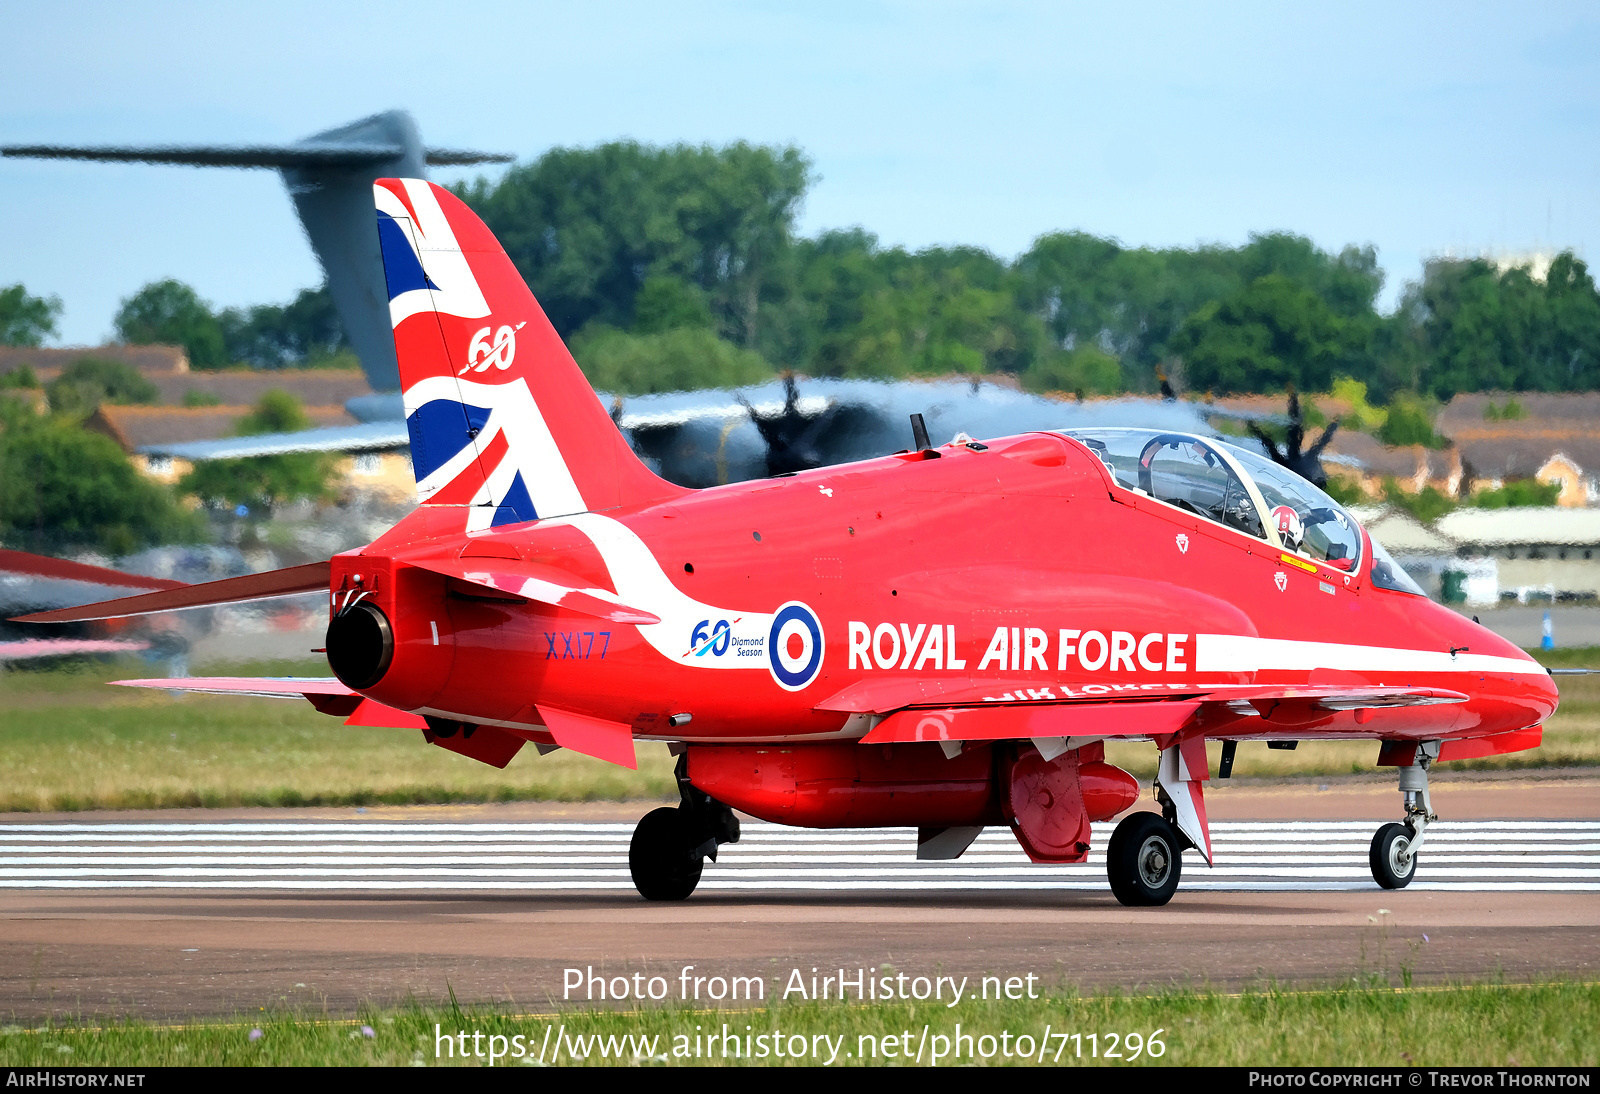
xmin=373 ymin=178 xmax=683 ymax=530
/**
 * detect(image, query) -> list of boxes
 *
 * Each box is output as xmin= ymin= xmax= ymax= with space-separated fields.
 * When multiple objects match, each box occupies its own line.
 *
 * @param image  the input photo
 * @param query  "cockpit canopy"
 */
xmin=1062 ymin=429 xmax=1427 ymax=596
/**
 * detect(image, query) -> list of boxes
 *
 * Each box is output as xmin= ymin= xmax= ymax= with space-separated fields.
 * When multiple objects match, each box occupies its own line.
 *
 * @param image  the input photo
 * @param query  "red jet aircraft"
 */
xmin=19 ymin=180 xmax=1560 ymax=906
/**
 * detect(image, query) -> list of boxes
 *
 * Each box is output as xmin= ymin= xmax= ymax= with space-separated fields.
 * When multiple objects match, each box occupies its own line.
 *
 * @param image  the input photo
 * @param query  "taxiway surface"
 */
xmin=2 ymin=772 xmax=1596 ymax=1021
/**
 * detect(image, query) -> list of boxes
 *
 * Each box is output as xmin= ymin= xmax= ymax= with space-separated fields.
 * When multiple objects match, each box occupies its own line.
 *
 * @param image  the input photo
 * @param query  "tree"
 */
xmin=114 ymin=279 xmax=227 ymax=369
xmin=461 ymin=141 xmax=811 ymax=353
xmin=1169 ymin=274 xmax=1350 ymax=393
xmin=0 ymin=405 xmax=202 ymax=554
xmin=0 ymin=284 xmax=62 ymax=347
xmin=630 ymin=275 xmax=714 ymax=335
xmin=177 ymin=391 xmax=340 ymax=513
xmin=568 ymin=325 xmax=775 ymax=395
xmin=1013 ymin=231 xmax=1382 ymax=393
xmin=1396 ymin=251 xmax=1600 ymax=398
xmin=45 ymin=357 xmax=160 ymax=416
xmin=219 ymin=285 xmax=350 ymax=368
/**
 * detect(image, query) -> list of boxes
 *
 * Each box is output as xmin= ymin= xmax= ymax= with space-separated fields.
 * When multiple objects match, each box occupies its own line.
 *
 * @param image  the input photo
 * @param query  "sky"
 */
xmin=4 ymin=1 xmax=1597 ymax=346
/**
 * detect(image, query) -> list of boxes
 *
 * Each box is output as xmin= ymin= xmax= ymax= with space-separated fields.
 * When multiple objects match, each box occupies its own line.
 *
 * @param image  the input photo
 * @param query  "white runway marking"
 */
xmin=1 ymin=820 xmax=1596 ymax=893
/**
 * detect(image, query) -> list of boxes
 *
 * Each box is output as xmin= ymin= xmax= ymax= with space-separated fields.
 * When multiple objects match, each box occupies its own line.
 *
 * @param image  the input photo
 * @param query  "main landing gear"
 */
xmin=628 ymin=754 xmax=740 ymax=900
xmin=1370 ymin=741 xmax=1440 ymax=890
xmin=1106 ymin=811 xmax=1184 ymax=906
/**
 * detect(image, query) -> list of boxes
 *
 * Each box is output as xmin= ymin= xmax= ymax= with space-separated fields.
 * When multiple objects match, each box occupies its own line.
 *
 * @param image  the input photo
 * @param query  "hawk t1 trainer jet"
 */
xmin=17 ymin=180 xmax=1560 ymax=905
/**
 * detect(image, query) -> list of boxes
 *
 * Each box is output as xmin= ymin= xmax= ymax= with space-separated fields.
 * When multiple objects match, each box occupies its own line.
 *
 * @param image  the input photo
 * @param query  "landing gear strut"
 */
xmin=1106 ymin=811 xmax=1184 ymax=906
xmin=628 ymin=754 xmax=740 ymax=901
xmin=1370 ymin=741 xmax=1439 ymax=890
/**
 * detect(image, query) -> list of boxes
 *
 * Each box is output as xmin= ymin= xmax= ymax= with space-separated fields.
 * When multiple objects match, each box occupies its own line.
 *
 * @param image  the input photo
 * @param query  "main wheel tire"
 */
xmin=1370 ymin=822 xmax=1418 ymax=889
xmin=1107 ymin=812 xmax=1183 ymax=906
xmin=629 ymin=807 xmax=704 ymax=901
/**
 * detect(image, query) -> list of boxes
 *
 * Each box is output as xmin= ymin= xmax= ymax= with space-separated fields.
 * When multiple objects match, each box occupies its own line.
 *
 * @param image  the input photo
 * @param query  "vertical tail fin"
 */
xmin=373 ymin=178 xmax=680 ymax=529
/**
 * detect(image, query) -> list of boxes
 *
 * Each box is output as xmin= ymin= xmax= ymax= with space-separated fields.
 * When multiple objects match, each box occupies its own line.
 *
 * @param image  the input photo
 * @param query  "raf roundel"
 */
xmin=768 ymin=601 xmax=824 ymax=691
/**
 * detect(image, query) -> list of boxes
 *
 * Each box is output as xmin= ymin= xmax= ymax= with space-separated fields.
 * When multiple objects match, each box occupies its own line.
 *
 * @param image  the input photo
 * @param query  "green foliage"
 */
xmin=463 ymin=141 xmax=811 ymax=351
xmin=44 ymin=357 xmax=160 ymax=416
xmin=0 ymin=364 xmax=39 ymax=390
xmin=1482 ymin=397 xmax=1526 ymax=420
xmin=1171 ymin=274 xmax=1368 ymax=394
xmin=1322 ymin=474 xmax=1366 ymax=506
xmin=1377 ymin=394 xmax=1444 ymax=448
xmin=630 ymin=275 xmax=714 ymax=334
xmin=791 ymin=233 xmax=1047 ymax=379
xmin=1400 ymin=251 xmax=1600 ymax=399
xmin=0 ymin=283 xmax=62 ymax=347
xmin=569 ymin=325 xmax=775 ymax=395
xmin=237 ymin=389 xmax=312 ymax=434
xmin=218 ymin=285 xmax=348 ymax=367
xmin=1381 ymin=477 xmax=1456 ymax=524
xmin=177 ymin=390 xmax=338 ymax=513
xmin=1471 ymin=478 xmax=1561 ymax=508
xmin=4 ymin=983 xmax=1598 ymax=1067
xmin=0 ymin=410 xmax=202 ymax=554
xmin=1019 ymin=345 xmax=1124 ymax=396
xmin=1330 ymin=376 xmax=1387 ymax=433
xmin=114 ymin=279 xmax=227 ymax=368
xmin=180 ymin=387 xmax=222 ymax=407
xmin=1015 ymin=231 xmax=1382 ymax=393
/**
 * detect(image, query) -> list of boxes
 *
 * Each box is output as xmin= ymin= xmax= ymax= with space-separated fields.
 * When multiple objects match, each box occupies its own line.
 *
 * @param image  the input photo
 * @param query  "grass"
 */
xmin=1 ymin=982 xmax=1594 ymax=1066
xmin=1 ymin=648 xmax=1597 ymax=813
xmin=0 ymin=658 xmax=676 ymax=812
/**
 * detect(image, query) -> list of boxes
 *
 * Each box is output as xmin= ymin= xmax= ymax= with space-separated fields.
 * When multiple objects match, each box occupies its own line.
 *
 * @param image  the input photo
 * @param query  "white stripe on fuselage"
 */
xmin=515 ymin=519 xmax=1546 ymax=682
xmin=540 ymin=512 xmax=773 ymax=670
xmin=1196 ymin=634 xmax=1544 ymax=677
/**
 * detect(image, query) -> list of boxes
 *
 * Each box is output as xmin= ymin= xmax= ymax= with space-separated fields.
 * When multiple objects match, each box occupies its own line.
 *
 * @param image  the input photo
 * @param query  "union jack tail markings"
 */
xmin=373 ymin=179 xmax=677 ymax=531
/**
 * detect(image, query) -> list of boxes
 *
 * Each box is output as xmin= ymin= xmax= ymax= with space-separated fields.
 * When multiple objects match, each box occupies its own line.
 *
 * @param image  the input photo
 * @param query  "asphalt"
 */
xmin=1 ymin=772 xmax=1596 ymax=1022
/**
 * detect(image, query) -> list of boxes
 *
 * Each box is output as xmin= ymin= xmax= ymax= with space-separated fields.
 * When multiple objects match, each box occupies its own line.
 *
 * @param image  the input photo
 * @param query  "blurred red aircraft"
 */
xmin=18 ymin=180 xmax=1559 ymax=905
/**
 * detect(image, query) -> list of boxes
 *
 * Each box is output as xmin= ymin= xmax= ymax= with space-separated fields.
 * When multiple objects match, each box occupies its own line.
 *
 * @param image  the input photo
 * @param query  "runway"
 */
xmin=2 ymin=818 xmax=1597 ymax=892
xmin=2 ymin=775 xmax=1596 ymax=1021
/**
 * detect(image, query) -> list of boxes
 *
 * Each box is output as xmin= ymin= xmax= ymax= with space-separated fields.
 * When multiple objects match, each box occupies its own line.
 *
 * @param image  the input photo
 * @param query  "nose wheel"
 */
xmin=1106 ymin=811 xmax=1184 ymax=906
xmin=1369 ymin=740 xmax=1439 ymax=890
xmin=1369 ymin=822 xmax=1419 ymax=889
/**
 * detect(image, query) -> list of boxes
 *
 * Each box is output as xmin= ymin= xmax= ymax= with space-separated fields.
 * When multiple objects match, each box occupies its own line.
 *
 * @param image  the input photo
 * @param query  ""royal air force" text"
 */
xmin=847 ymin=623 xmax=1189 ymax=673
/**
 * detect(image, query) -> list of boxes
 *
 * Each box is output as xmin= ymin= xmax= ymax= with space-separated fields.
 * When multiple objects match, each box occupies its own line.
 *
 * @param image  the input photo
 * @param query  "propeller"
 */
xmin=735 ymin=373 xmax=842 ymax=477
xmin=1246 ymin=386 xmax=1339 ymax=488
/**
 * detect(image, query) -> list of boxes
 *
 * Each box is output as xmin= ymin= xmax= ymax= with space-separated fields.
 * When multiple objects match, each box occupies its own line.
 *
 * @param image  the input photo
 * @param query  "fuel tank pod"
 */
xmin=687 ymin=741 xmax=999 ymax=828
xmin=686 ymin=740 xmax=1141 ymax=832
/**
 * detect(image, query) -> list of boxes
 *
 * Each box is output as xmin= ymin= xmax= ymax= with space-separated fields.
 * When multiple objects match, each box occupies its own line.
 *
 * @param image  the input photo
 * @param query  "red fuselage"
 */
xmin=336 ymin=430 xmax=1557 ymax=756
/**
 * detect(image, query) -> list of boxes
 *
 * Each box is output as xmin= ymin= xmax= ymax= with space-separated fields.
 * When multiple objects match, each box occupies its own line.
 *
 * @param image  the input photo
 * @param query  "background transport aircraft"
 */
xmin=14 ymin=181 xmax=1559 ymax=906
xmin=4 ymin=111 xmax=1279 ymax=490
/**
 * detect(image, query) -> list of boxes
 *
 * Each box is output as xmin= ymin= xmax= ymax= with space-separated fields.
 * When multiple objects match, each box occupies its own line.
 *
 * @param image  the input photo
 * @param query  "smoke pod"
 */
xmin=326 ymin=601 xmax=395 ymax=689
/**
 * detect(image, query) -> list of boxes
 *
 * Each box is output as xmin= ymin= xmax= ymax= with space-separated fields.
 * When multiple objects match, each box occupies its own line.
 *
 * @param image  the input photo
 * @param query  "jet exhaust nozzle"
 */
xmin=325 ymin=600 xmax=395 ymax=689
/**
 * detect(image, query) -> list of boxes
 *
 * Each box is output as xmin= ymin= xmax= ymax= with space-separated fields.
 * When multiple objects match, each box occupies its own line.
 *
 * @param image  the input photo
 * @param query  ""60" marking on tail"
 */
xmin=461 ymin=325 xmax=517 ymax=374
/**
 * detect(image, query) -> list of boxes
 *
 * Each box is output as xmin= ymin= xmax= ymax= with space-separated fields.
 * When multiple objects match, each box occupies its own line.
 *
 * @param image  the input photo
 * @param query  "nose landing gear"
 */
xmin=628 ymin=753 xmax=740 ymax=900
xmin=1370 ymin=740 xmax=1439 ymax=890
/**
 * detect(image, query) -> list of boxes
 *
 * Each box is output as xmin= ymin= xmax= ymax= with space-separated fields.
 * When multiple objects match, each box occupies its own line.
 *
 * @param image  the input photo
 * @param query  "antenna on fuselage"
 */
xmin=909 ymin=413 xmax=932 ymax=452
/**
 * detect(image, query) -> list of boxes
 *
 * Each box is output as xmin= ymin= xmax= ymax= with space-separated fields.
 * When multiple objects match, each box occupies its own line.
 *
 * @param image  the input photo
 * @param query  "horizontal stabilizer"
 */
xmin=409 ymin=558 xmax=660 ymax=625
xmin=112 ymin=676 xmax=354 ymax=700
xmin=0 ymin=639 xmax=149 ymax=660
xmin=12 ymin=561 xmax=330 ymax=623
xmin=0 ymin=549 xmax=186 ymax=592
xmin=1 ymin=144 xmax=512 ymax=169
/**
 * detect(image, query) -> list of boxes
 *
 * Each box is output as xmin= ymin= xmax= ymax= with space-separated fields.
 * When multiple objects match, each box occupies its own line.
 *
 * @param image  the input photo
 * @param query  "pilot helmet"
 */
xmin=1271 ymin=504 xmax=1305 ymax=551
